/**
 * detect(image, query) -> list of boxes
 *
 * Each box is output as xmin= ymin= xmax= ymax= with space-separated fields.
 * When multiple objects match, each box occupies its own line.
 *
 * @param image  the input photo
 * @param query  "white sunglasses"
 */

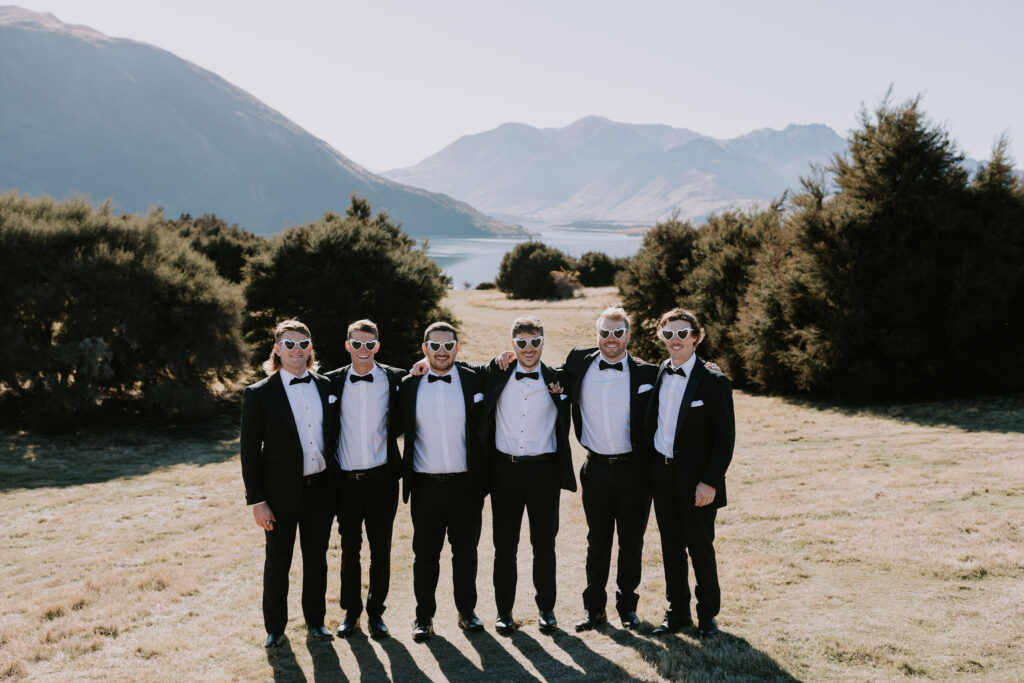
xmin=513 ymin=336 xmax=543 ymax=349
xmin=598 ymin=327 xmax=627 ymax=339
xmin=660 ymin=328 xmax=693 ymax=341
xmin=279 ymin=338 xmax=311 ymax=350
xmin=425 ymin=340 xmax=457 ymax=352
xmin=348 ymin=339 xmax=378 ymax=350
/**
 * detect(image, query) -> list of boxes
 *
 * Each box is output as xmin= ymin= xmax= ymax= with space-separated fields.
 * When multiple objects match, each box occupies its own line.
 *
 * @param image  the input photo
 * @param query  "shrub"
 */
xmin=165 ymin=214 xmax=268 ymax=283
xmin=576 ymin=251 xmax=628 ymax=287
xmin=243 ymin=195 xmax=455 ymax=371
xmin=550 ymin=269 xmax=582 ymax=299
xmin=494 ymin=241 xmax=576 ymax=299
xmin=0 ymin=193 xmax=246 ymax=425
xmin=475 ymin=281 xmax=496 ymax=290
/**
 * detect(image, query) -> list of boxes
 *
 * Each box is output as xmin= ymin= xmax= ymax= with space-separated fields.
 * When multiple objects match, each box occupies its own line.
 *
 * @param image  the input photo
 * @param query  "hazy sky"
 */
xmin=10 ymin=0 xmax=1023 ymax=170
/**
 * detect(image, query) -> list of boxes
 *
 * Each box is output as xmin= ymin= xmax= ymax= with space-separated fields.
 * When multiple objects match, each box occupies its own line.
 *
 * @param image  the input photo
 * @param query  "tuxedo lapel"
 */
xmin=313 ymin=373 xmax=333 ymax=448
xmin=269 ymin=372 xmax=301 ymax=448
xmin=672 ymin=357 xmax=706 ymax=448
xmin=575 ymin=349 xmax=601 ymax=398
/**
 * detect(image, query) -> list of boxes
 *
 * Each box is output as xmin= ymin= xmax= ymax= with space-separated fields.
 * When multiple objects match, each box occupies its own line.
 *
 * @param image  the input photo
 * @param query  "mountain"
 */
xmin=386 ymin=116 xmax=849 ymax=225
xmin=0 ymin=7 xmax=524 ymax=236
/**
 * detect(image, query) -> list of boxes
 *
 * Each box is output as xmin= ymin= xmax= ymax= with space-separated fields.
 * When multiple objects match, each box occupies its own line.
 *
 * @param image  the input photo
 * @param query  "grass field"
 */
xmin=2 ymin=287 xmax=1023 ymax=681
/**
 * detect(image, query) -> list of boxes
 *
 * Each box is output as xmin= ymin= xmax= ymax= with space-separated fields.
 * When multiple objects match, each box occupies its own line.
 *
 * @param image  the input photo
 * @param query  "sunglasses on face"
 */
xmin=348 ymin=339 xmax=378 ymax=351
xmin=660 ymin=328 xmax=693 ymax=341
xmin=425 ymin=340 xmax=457 ymax=352
xmin=513 ymin=336 xmax=543 ymax=349
xmin=279 ymin=338 xmax=311 ymax=351
xmin=598 ymin=327 xmax=627 ymax=339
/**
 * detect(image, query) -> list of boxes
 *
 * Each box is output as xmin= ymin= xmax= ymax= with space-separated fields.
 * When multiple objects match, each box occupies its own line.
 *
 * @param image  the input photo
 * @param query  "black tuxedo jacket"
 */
xmin=324 ymin=362 xmax=408 ymax=480
xmin=399 ymin=365 xmax=487 ymax=503
xmin=472 ymin=360 xmax=577 ymax=492
xmin=642 ymin=356 xmax=735 ymax=508
xmin=559 ymin=346 xmax=659 ymax=468
xmin=240 ymin=370 xmax=340 ymax=516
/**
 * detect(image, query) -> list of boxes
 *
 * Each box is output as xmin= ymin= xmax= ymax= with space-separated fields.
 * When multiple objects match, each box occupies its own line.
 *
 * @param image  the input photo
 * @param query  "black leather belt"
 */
xmin=498 ymin=451 xmax=556 ymax=463
xmin=586 ymin=450 xmax=631 ymax=465
xmin=303 ymin=469 xmax=328 ymax=486
xmin=342 ymin=463 xmax=388 ymax=480
xmin=415 ymin=471 xmax=468 ymax=481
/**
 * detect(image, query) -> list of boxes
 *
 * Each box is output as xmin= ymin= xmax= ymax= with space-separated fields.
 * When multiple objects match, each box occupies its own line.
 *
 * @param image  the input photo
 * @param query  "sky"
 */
xmin=9 ymin=0 xmax=1023 ymax=171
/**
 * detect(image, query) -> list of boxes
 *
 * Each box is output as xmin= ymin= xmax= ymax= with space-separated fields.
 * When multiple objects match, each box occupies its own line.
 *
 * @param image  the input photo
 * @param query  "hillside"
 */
xmin=0 ymin=7 xmax=525 ymax=237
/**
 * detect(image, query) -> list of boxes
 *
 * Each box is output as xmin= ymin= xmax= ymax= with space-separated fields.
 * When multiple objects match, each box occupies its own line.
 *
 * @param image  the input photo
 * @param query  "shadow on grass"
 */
xmin=306 ymin=638 xmax=349 ymax=682
xmin=0 ymin=416 xmax=240 ymax=491
xmin=265 ymin=635 xmax=306 ymax=683
xmin=779 ymin=393 xmax=1024 ymax=435
xmin=605 ymin=624 xmax=798 ymax=681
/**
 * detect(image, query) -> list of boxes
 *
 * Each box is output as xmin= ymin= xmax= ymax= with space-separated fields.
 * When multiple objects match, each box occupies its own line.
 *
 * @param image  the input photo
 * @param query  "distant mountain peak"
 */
xmin=0 ymin=7 xmax=524 ymax=236
xmin=385 ymin=116 xmax=848 ymax=224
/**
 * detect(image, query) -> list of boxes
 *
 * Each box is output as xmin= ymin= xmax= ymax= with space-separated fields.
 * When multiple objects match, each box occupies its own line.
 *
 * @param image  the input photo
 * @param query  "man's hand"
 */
xmin=704 ymin=361 xmax=722 ymax=373
xmin=694 ymin=482 xmax=716 ymax=507
xmin=495 ymin=351 xmax=515 ymax=371
xmin=410 ymin=357 xmax=429 ymax=376
xmin=253 ymin=502 xmax=276 ymax=531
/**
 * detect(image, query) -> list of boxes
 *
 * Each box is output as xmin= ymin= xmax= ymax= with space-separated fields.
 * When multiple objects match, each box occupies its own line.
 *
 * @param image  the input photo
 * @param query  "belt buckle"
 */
xmin=663 ymin=456 xmax=673 ymax=466
xmin=353 ymin=471 xmax=366 ymax=480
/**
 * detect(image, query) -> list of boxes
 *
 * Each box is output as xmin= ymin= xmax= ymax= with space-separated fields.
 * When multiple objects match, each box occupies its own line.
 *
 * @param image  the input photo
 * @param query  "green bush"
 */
xmin=733 ymin=95 xmax=1024 ymax=396
xmin=576 ymin=251 xmax=628 ymax=287
xmin=0 ymin=193 xmax=246 ymax=425
xmin=475 ymin=281 xmax=496 ymax=290
xmin=495 ymin=241 xmax=576 ymax=299
xmin=243 ymin=195 xmax=455 ymax=370
xmin=165 ymin=213 xmax=268 ymax=283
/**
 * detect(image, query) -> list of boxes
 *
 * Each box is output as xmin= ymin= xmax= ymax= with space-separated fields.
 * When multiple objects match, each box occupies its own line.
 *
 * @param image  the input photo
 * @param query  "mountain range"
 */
xmin=0 ymin=6 xmax=524 ymax=237
xmin=386 ymin=116 xmax=850 ymax=225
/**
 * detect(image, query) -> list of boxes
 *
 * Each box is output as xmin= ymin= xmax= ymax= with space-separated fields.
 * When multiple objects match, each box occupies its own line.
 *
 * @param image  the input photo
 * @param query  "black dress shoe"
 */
xmin=307 ymin=625 xmax=334 ymax=641
xmin=653 ymin=611 xmax=693 ymax=635
xmin=264 ymin=632 xmax=284 ymax=648
xmin=458 ymin=612 xmax=484 ymax=632
xmin=574 ymin=610 xmax=607 ymax=632
xmin=698 ymin=618 xmax=719 ymax=638
xmin=336 ymin=612 xmax=360 ymax=638
xmin=367 ymin=613 xmax=389 ymax=639
xmin=412 ymin=620 xmax=433 ymax=642
xmin=618 ymin=611 xmax=641 ymax=630
xmin=538 ymin=609 xmax=557 ymax=633
xmin=495 ymin=612 xmax=516 ymax=636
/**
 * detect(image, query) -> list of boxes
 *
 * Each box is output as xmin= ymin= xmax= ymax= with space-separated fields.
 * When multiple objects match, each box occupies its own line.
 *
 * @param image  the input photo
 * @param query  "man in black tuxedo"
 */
xmin=644 ymin=308 xmax=735 ymax=638
xmin=474 ymin=316 xmax=576 ymax=635
xmin=559 ymin=307 xmax=659 ymax=632
xmin=324 ymin=319 xmax=407 ymax=639
xmin=240 ymin=319 xmax=339 ymax=648
xmin=400 ymin=322 xmax=488 ymax=642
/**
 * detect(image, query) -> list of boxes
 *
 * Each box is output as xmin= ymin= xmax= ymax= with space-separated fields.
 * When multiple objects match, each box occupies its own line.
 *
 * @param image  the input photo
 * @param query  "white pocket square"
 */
xmin=638 ymin=384 xmax=653 ymax=394
xmin=328 ymin=395 xmax=338 ymax=404
xmin=690 ymin=399 xmax=704 ymax=407
xmin=559 ymin=394 xmax=567 ymax=401
xmin=473 ymin=392 xmax=484 ymax=403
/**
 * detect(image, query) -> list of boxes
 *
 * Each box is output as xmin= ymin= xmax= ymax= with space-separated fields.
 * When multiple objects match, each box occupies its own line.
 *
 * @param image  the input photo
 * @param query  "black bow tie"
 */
xmin=599 ymin=360 xmax=623 ymax=372
xmin=667 ymin=366 xmax=687 ymax=377
xmin=427 ymin=374 xmax=452 ymax=384
xmin=349 ymin=373 xmax=374 ymax=383
xmin=289 ymin=375 xmax=312 ymax=385
xmin=515 ymin=371 xmax=539 ymax=381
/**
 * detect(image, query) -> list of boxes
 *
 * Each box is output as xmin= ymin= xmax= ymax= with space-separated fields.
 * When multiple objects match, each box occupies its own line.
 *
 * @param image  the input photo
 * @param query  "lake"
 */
xmin=426 ymin=226 xmax=645 ymax=288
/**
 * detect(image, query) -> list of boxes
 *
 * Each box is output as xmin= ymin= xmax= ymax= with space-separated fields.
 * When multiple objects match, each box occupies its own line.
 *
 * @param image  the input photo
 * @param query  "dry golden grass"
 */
xmin=1 ymin=287 xmax=1022 ymax=681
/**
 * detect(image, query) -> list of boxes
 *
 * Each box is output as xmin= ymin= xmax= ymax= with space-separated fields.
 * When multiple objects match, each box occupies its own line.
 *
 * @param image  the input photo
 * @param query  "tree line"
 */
xmin=2 ymin=94 xmax=1020 ymax=428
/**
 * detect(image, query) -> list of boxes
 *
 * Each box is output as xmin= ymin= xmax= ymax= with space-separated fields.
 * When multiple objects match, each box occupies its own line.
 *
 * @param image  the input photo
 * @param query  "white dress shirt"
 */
xmin=413 ymin=369 xmax=468 ymax=473
xmin=495 ymin=368 xmax=557 ymax=456
xmin=654 ymin=353 xmax=698 ymax=459
xmin=337 ymin=364 xmax=389 ymax=471
xmin=579 ymin=354 xmax=633 ymax=455
xmin=280 ymin=368 xmax=326 ymax=476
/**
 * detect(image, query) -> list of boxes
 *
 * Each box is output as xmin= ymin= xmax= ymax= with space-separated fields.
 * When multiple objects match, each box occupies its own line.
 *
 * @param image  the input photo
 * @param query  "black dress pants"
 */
xmin=263 ymin=471 xmax=335 ymax=634
xmin=579 ymin=455 xmax=652 ymax=615
xmin=336 ymin=466 xmax=399 ymax=616
xmin=490 ymin=454 xmax=561 ymax=614
xmin=410 ymin=473 xmax=484 ymax=622
xmin=651 ymin=458 xmax=721 ymax=621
